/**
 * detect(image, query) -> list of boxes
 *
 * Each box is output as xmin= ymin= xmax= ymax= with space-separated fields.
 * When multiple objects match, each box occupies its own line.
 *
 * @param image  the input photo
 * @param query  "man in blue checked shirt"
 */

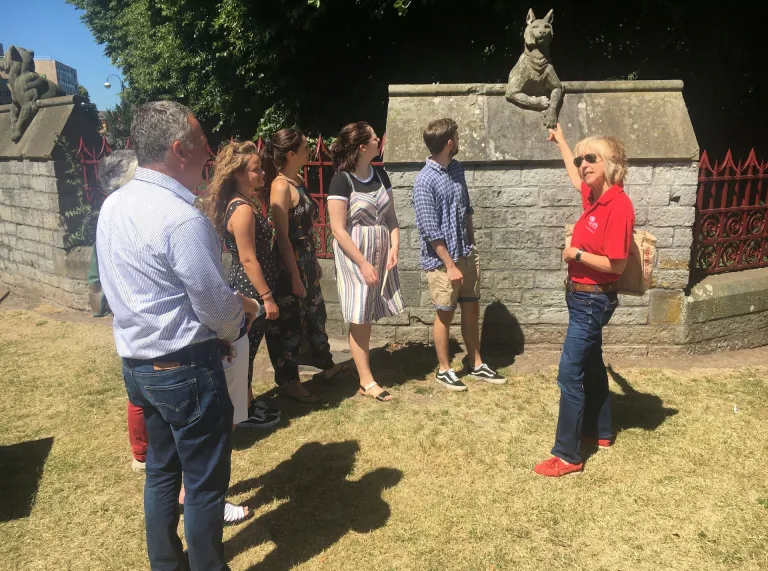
xmin=97 ymin=101 xmax=250 ymax=571
xmin=413 ymin=118 xmax=506 ymax=391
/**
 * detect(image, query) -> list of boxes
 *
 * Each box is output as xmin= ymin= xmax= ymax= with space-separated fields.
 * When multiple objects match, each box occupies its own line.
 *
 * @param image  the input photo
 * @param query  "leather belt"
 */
xmin=123 ymin=338 xmax=228 ymax=369
xmin=565 ymin=280 xmax=619 ymax=294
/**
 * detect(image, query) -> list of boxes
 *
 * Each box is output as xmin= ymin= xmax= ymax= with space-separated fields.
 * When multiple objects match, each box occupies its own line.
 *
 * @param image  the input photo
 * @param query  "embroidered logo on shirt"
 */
xmin=587 ymin=215 xmax=599 ymax=233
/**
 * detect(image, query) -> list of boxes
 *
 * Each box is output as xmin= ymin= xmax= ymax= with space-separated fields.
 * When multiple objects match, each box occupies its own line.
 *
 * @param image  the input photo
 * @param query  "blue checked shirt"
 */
xmin=96 ymin=167 xmax=244 ymax=359
xmin=413 ymin=158 xmax=474 ymax=271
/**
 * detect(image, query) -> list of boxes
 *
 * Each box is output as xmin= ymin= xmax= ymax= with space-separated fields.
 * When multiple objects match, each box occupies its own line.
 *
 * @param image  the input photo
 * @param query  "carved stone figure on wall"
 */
xmin=505 ymin=9 xmax=563 ymax=129
xmin=1 ymin=45 xmax=60 ymax=143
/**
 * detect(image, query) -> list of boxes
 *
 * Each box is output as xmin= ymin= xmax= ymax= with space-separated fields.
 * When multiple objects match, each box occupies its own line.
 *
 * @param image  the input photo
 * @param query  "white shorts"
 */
xmin=222 ymin=333 xmax=250 ymax=425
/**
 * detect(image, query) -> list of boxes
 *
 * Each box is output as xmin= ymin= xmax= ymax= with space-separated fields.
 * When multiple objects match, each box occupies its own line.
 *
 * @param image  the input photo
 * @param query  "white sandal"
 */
xmin=358 ymin=381 xmax=393 ymax=402
xmin=224 ymin=502 xmax=251 ymax=525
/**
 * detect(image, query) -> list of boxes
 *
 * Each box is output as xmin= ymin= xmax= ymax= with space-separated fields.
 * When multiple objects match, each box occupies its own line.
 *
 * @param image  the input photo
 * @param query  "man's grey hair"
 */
xmin=130 ymin=101 xmax=196 ymax=166
xmin=98 ymin=149 xmax=137 ymax=194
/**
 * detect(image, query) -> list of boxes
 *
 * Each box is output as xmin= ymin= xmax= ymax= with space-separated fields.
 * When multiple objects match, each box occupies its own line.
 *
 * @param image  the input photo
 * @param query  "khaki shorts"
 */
xmin=426 ymin=248 xmax=481 ymax=311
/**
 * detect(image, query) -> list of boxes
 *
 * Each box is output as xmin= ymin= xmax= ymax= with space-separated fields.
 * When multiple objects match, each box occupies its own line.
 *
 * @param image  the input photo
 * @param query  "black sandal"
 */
xmin=359 ymin=381 xmax=392 ymax=402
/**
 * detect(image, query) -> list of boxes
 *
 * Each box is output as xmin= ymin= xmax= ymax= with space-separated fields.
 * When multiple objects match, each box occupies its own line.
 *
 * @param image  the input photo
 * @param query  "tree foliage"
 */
xmin=69 ymin=0 xmax=768 ymax=156
xmin=76 ymin=85 xmax=101 ymax=127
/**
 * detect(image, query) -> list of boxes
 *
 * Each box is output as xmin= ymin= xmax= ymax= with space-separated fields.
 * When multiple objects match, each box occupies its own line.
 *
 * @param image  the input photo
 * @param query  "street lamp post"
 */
xmin=104 ymin=74 xmax=126 ymax=91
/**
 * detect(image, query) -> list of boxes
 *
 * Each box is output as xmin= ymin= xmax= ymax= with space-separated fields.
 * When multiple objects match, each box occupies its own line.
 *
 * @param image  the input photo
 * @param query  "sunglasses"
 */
xmin=573 ymin=154 xmax=600 ymax=168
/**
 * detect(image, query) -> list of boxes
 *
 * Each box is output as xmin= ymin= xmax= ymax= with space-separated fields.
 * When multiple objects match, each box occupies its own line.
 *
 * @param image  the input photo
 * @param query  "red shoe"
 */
xmin=534 ymin=457 xmax=584 ymax=477
xmin=582 ymin=436 xmax=613 ymax=448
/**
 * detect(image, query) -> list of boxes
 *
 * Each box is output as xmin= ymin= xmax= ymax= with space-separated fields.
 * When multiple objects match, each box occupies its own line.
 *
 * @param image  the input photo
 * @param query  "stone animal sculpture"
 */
xmin=0 ymin=45 xmax=60 ymax=143
xmin=505 ymin=9 xmax=563 ymax=129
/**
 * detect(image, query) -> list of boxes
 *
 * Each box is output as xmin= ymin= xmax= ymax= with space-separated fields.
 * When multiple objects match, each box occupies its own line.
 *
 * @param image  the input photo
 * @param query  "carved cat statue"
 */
xmin=505 ymin=9 xmax=563 ymax=129
xmin=1 ymin=45 xmax=60 ymax=143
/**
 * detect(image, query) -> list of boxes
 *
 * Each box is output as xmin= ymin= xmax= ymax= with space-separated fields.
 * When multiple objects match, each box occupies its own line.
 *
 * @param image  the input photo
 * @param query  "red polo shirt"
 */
xmin=569 ymin=182 xmax=635 ymax=284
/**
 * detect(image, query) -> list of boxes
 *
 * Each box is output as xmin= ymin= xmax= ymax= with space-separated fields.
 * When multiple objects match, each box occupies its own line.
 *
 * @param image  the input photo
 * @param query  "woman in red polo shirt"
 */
xmin=534 ymin=123 xmax=635 ymax=477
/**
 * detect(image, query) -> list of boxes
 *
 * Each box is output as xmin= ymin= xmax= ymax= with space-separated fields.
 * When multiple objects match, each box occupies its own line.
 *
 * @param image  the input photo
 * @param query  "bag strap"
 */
xmin=342 ymin=171 xmax=355 ymax=197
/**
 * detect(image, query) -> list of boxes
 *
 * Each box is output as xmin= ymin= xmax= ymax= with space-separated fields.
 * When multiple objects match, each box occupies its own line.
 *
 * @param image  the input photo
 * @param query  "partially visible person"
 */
xmin=92 ymin=150 xmax=148 ymax=472
xmin=204 ymin=140 xmax=283 ymax=428
xmin=328 ymin=122 xmax=404 ymax=402
xmin=89 ymin=150 xmax=137 ymax=318
xmin=534 ymin=123 xmax=635 ymax=478
xmin=263 ymin=128 xmax=341 ymax=404
xmin=413 ymin=118 xmax=506 ymax=392
xmin=97 ymin=101 xmax=245 ymax=570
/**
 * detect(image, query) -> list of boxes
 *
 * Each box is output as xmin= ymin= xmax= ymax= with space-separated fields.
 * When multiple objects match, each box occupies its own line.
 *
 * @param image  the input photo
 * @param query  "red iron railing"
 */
xmin=693 ymin=149 xmax=768 ymax=275
xmin=76 ymin=134 xmax=386 ymax=259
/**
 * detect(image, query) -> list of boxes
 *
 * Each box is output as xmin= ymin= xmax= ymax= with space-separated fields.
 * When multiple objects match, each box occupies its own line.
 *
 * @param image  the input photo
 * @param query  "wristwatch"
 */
xmin=575 ymin=249 xmax=584 ymax=262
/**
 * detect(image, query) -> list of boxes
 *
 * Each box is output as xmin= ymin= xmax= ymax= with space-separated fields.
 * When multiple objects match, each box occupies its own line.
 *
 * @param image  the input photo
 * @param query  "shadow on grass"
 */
xmin=479 ymin=301 xmax=525 ymax=370
xmin=226 ymin=440 xmax=402 ymax=571
xmin=234 ymin=340 xmax=460 ymax=450
xmin=0 ymin=437 xmax=54 ymax=522
xmin=607 ymin=365 xmax=679 ymax=433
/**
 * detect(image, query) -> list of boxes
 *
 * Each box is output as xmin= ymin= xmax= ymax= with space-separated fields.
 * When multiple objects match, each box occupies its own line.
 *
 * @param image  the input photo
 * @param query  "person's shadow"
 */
xmin=0 ymin=437 xmax=54 ymax=522
xmin=479 ymin=301 xmax=525 ymax=370
xmin=225 ymin=440 xmax=402 ymax=570
xmin=607 ymin=365 xmax=679 ymax=433
xmin=234 ymin=336 xmax=464 ymax=450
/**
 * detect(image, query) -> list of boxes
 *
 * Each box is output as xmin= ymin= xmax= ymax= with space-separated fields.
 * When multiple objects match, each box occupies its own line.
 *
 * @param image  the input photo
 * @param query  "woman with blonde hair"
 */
xmin=534 ymin=124 xmax=635 ymax=477
xmin=204 ymin=140 xmax=283 ymax=429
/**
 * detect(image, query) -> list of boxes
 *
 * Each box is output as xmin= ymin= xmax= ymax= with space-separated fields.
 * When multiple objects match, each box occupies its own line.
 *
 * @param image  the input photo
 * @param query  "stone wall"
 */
xmin=321 ymin=161 xmax=698 ymax=356
xmin=0 ymin=158 xmax=89 ymax=309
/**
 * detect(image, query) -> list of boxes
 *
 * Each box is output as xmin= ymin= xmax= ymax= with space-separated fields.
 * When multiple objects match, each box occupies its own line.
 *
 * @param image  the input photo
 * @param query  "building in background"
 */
xmin=34 ymin=59 xmax=79 ymax=96
xmin=0 ymin=43 xmax=8 ymax=105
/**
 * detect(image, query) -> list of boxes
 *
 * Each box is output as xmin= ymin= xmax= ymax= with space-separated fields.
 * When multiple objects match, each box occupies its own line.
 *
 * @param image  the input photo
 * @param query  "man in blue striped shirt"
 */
xmin=97 ymin=101 xmax=243 ymax=571
xmin=413 ymin=118 xmax=506 ymax=391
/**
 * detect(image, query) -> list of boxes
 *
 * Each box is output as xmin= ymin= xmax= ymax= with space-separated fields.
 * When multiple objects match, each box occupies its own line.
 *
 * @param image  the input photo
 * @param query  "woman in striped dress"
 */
xmin=328 ymin=122 xmax=405 ymax=401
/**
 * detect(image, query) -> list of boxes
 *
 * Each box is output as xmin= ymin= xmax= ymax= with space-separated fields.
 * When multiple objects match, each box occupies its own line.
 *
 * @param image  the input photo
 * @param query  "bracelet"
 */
xmin=256 ymin=289 xmax=272 ymax=302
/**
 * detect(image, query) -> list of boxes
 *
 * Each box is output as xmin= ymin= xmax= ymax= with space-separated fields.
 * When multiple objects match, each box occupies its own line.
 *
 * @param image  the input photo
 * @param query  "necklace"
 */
xmin=233 ymin=191 xmax=254 ymax=203
xmin=277 ymin=172 xmax=302 ymax=187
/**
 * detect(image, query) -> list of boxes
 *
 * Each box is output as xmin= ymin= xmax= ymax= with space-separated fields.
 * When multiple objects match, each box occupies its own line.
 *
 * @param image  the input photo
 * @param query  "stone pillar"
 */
xmin=0 ymin=159 xmax=91 ymax=309
xmin=372 ymin=81 xmax=700 ymax=355
xmin=0 ymin=96 xmax=100 ymax=309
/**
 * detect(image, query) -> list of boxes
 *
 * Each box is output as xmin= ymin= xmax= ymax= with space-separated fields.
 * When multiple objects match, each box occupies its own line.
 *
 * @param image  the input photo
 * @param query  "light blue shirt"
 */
xmin=96 ymin=167 xmax=244 ymax=359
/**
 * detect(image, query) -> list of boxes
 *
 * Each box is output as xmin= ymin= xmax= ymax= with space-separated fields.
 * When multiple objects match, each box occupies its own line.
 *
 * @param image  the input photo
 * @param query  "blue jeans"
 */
xmin=122 ymin=343 xmax=233 ymax=571
xmin=552 ymin=290 xmax=619 ymax=464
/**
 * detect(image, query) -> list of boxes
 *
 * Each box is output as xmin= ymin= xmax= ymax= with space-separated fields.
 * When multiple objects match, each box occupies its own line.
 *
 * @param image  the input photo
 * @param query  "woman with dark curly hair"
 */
xmin=328 ymin=122 xmax=404 ymax=402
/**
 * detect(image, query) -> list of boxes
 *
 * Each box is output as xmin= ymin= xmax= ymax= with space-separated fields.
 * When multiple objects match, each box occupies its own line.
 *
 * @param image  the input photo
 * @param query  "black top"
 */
xmin=223 ymin=200 xmax=279 ymax=298
xmin=273 ymin=178 xmax=318 ymax=259
xmin=327 ymin=166 xmax=392 ymax=200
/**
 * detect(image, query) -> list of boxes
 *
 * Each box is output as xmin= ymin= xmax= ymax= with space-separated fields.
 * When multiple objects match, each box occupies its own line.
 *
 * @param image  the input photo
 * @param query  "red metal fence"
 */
xmin=76 ymin=134 xmax=386 ymax=258
xmin=81 ymin=139 xmax=765 ymax=275
xmin=693 ymin=149 xmax=768 ymax=275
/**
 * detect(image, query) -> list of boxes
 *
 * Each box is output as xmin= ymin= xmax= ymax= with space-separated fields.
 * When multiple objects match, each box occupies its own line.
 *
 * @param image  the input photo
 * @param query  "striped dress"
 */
xmin=332 ymin=172 xmax=405 ymax=324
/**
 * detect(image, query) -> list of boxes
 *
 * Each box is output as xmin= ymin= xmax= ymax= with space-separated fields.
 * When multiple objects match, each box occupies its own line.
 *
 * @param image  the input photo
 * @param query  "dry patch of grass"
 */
xmin=1 ymin=309 xmax=767 ymax=571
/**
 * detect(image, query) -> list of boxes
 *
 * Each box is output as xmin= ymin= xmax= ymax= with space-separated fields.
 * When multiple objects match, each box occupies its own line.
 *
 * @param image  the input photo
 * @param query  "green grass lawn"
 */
xmin=1 ymin=308 xmax=767 ymax=571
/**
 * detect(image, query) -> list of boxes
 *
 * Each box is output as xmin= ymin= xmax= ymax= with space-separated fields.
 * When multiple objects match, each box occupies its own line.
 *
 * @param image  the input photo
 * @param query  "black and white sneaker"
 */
xmin=250 ymin=399 xmax=281 ymax=418
xmin=468 ymin=363 xmax=506 ymax=384
xmin=238 ymin=407 xmax=280 ymax=430
xmin=435 ymin=369 xmax=468 ymax=392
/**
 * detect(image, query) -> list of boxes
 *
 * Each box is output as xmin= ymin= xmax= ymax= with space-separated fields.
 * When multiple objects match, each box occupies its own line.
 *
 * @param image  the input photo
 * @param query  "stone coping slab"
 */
xmin=686 ymin=268 xmax=768 ymax=323
xmin=0 ymin=95 xmax=98 ymax=159
xmin=384 ymin=81 xmax=698 ymax=164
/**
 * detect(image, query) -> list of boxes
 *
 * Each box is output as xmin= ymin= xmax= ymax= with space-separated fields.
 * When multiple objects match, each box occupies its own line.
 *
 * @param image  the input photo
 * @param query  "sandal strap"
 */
xmin=375 ymin=390 xmax=391 ymax=401
xmin=361 ymin=381 xmax=378 ymax=392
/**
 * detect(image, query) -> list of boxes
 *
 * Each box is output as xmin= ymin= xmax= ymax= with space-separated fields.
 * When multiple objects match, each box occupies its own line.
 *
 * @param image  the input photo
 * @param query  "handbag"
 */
xmin=564 ymin=224 xmax=656 ymax=295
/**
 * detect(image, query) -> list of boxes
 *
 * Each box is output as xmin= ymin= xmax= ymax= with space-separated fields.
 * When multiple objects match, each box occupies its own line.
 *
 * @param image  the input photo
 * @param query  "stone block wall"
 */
xmin=321 ymin=161 xmax=699 ymax=355
xmin=0 ymin=158 xmax=89 ymax=309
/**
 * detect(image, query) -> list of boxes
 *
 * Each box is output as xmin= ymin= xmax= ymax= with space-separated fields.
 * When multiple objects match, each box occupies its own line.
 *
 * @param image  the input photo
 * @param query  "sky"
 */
xmin=1 ymin=0 xmax=123 ymax=111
